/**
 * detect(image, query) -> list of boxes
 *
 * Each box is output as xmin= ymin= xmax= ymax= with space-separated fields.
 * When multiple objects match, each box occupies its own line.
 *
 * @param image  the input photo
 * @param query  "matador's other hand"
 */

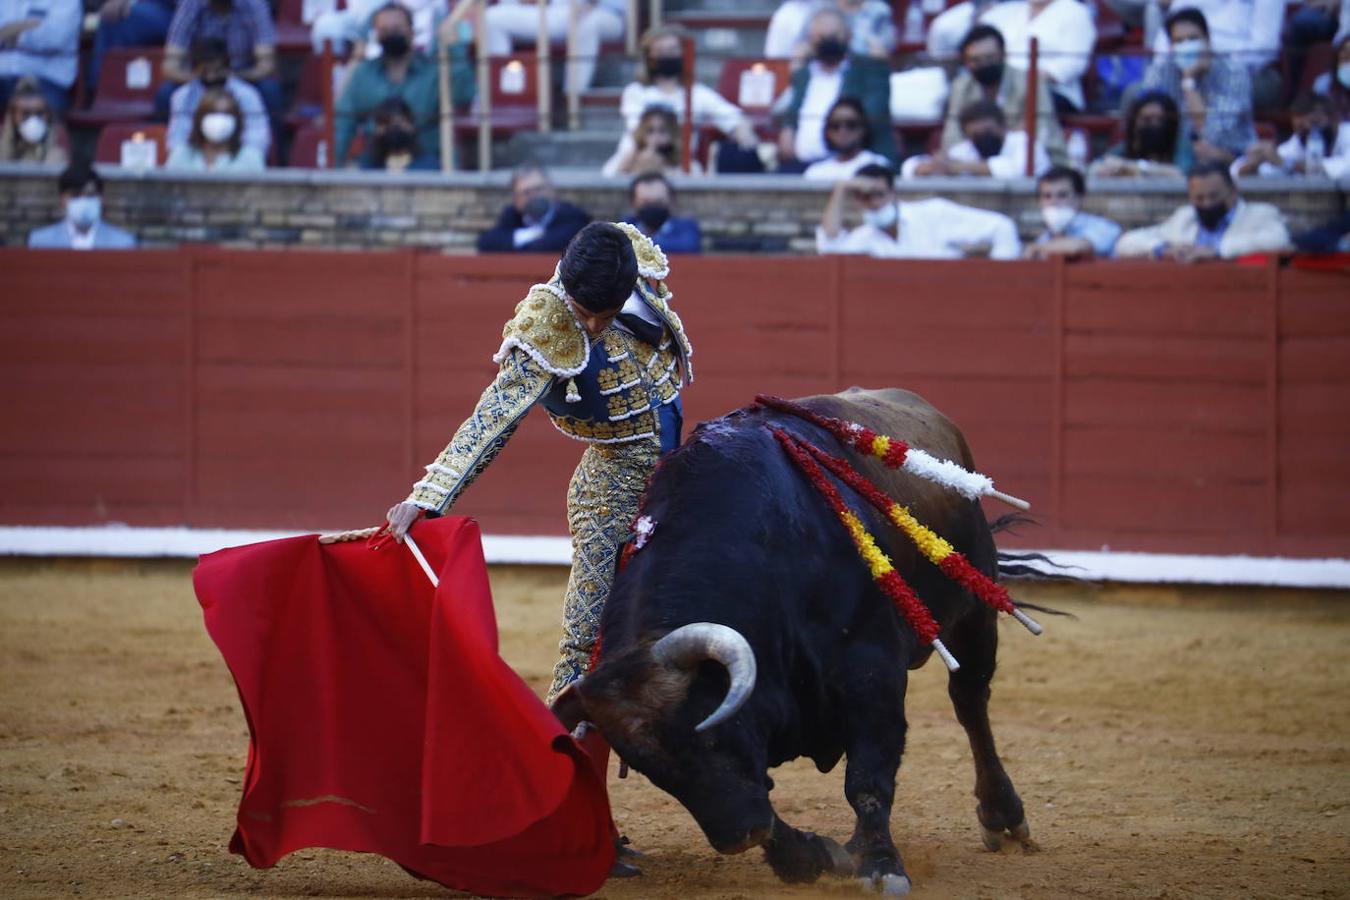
xmin=384 ymin=501 xmax=425 ymax=543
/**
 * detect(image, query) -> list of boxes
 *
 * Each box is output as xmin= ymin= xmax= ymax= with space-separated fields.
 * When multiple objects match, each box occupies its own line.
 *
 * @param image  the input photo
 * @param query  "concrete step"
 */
xmin=504 ymin=128 xmax=624 ymax=168
xmin=663 ymin=10 xmax=774 ymax=61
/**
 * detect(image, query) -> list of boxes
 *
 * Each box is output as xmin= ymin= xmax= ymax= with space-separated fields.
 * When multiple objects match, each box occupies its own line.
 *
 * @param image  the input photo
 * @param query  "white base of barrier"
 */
xmin=1 ymin=525 xmax=1348 ymax=589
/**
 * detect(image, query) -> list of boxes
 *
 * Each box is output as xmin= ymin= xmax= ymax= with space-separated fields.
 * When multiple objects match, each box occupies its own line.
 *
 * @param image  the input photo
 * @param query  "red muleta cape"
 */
xmin=193 ymin=516 xmax=615 ymax=897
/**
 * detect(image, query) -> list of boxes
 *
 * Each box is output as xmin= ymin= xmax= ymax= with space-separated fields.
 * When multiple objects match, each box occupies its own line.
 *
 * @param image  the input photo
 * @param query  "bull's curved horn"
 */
xmin=650 ymin=622 xmax=757 ymax=733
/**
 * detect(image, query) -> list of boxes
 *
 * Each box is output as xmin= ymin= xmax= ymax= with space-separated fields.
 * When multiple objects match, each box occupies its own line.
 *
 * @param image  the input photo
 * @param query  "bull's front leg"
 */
xmin=760 ymin=813 xmax=854 ymax=884
xmin=842 ymin=661 xmax=911 ymax=896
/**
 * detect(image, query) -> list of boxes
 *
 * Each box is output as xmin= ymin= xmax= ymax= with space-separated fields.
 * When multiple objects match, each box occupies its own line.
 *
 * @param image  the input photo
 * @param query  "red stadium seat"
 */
xmin=274 ymin=0 xmax=312 ymax=54
xmin=285 ymin=53 xmax=327 ymax=130
xmin=94 ymin=122 xmax=167 ymax=166
xmin=68 ymin=47 xmax=165 ymax=129
xmin=453 ymin=54 xmax=541 ymax=140
xmin=715 ymin=58 xmax=792 ymax=133
xmin=289 ymin=121 xmax=364 ymax=167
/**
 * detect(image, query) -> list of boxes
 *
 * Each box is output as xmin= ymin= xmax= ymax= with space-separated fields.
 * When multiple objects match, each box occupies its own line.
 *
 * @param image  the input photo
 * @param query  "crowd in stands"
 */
xmin=3 ymin=0 xmax=1346 ymax=255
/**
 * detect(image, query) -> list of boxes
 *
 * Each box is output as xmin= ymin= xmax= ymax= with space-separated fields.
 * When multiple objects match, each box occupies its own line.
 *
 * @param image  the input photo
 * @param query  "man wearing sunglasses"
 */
xmin=817 ymin=162 xmax=1021 ymax=259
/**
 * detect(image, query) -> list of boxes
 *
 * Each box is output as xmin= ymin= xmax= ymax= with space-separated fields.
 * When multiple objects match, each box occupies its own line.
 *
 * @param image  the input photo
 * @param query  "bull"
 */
xmin=553 ymin=387 xmax=1037 ymax=895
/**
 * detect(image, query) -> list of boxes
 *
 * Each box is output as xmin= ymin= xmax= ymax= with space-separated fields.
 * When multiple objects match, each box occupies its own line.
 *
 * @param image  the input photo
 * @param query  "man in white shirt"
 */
xmin=901 ymin=99 xmax=1050 ymax=178
xmin=817 ymin=162 xmax=1022 ymax=259
xmin=980 ymin=0 xmax=1095 ymax=113
xmin=1232 ymin=93 xmax=1349 ymax=178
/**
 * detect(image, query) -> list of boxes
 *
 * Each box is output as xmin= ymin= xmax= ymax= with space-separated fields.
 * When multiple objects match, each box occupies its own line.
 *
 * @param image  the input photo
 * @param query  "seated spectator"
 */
xmin=335 ymin=3 xmax=439 ymax=167
xmin=979 ymin=0 xmax=1096 ymax=115
xmin=483 ymin=0 xmax=624 ymax=96
xmin=0 ymin=0 xmax=79 ymax=115
xmin=1090 ymin=90 xmax=1189 ymax=178
xmin=166 ymin=87 xmax=265 ymax=171
xmin=167 ymin=37 xmax=270 ymax=158
xmin=608 ymin=25 xmax=755 ymax=175
xmin=158 ymin=0 xmax=281 ymax=121
xmin=1148 ymin=0 xmax=1285 ymax=111
xmin=817 ymin=162 xmax=1021 ymax=259
xmin=359 ymin=95 xmax=438 ymax=171
xmin=1313 ymin=31 xmax=1349 ymax=120
xmin=1233 ymin=93 xmax=1349 ymax=178
xmin=776 ymin=8 xmax=896 ymax=170
xmin=1140 ymin=7 xmax=1255 ymax=166
xmin=1025 ymin=165 xmax=1122 ymax=259
xmin=0 ymin=76 xmax=68 ymax=164
xmin=86 ymin=0 xmax=176 ymax=99
xmin=942 ymin=24 xmax=1064 ymax=164
xmin=622 ymin=172 xmax=701 ymax=255
xmin=803 ymin=97 xmax=891 ymax=180
xmin=901 ymin=99 xmax=1050 ymax=178
xmin=311 ymin=0 xmax=444 ymax=56
xmin=602 ymin=105 xmax=702 ymax=178
xmin=477 ymin=162 xmax=591 ymax=253
xmin=28 ymin=160 xmax=137 ymax=249
xmin=1115 ymin=159 xmax=1291 ymax=260
xmin=765 ymin=0 xmax=898 ymax=62
xmin=1292 ymin=211 xmax=1350 ymax=253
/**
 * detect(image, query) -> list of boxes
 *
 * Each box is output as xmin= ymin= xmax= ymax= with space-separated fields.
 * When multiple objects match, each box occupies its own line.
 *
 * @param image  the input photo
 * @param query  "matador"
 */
xmin=385 ymin=221 xmax=693 ymax=704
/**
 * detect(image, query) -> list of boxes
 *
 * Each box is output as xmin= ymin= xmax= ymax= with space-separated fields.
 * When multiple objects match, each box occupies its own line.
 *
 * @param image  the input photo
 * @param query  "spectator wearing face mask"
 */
xmin=776 ymin=7 xmax=896 ymax=171
xmin=359 ymin=95 xmax=437 ymax=171
xmin=1025 ymin=165 xmax=1121 ymax=260
xmin=1313 ymin=31 xmax=1350 ymax=121
xmin=765 ymin=0 xmax=898 ymax=63
xmin=1147 ymin=0 xmax=1286 ymax=110
xmin=818 ymin=162 xmax=1021 ymax=259
xmin=0 ymin=76 xmax=67 ymax=163
xmin=602 ymin=105 xmax=702 ymax=178
xmin=477 ymin=162 xmax=592 ymax=254
xmin=1091 ymin=90 xmax=1189 ymax=178
xmin=803 ymin=97 xmax=890 ymax=180
xmin=167 ymin=37 xmax=270 ymax=157
xmin=334 ymin=2 xmax=439 ymax=167
xmin=622 ymin=172 xmax=700 ymax=255
xmin=901 ymin=99 xmax=1049 ymax=178
xmin=978 ymin=0 xmax=1096 ymax=115
xmin=165 ymin=86 xmax=264 ymax=170
xmin=1233 ymin=93 xmax=1349 ymax=178
xmin=29 ymin=161 xmax=137 ymax=249
xmin=0 ymin=0 xmax=79 ymax=115
xmin=1139 ymin=7 xmax=1255 ymax=166
xmin=1115 ymin=159 xmax=1291 ymax=261
xmin=941 ymin=24 xmax=1064 ymax=164
xmin=159 ymin=0 xmax=281 ymax=121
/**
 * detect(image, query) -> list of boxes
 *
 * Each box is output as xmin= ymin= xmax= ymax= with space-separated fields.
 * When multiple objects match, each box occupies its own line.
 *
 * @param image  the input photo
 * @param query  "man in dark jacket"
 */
xmin=477 ymin=163 xmax=592 ymax=253
xmin=775 ymin=7 xmax=896 ymax=170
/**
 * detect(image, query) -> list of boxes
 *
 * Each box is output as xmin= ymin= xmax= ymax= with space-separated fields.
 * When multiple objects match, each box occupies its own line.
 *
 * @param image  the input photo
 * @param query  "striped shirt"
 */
xmin=165 ymin=0 xmax=275 ymax=72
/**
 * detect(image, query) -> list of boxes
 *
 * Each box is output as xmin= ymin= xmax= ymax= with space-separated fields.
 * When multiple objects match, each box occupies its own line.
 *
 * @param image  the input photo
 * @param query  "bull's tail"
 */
xmin=988 ymin=513 xmax=1079 ymax=619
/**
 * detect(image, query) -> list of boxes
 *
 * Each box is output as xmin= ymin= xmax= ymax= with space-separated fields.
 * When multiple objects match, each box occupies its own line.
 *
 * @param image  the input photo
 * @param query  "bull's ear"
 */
xmin=550 ymin=682 xmax=589 ymax=732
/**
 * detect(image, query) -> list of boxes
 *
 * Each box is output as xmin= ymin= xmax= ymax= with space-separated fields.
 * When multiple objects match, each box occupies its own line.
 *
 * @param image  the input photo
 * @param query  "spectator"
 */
xmin=359 ymin=95 xmax=438 ymax=171
xmin=803 ymin=97 xmax=891 ymax=180
xmin=979 ymin=0 xmax=1096 ymax=114
xmin=1148 ymin=0 xmax=1285 ymax=110
xmin=608 ymin=24 xmax=756 ymax=175
xmin=901 ymin=99 xmax=1050 ymax=178
xmin=1313 ymin=31 xmax=1350 ymax=122
xmin=1115 ymin=159 xmax=1291 ymax=260
xmin=1025 ymin=165 xmax=1122 ymax=259
xmin=0 ymin=75 xmax=67 ymax=163
xmin=1233 ymin=93 xmax=1349 ymax=178
xmin=334 ymin=2 xmax=439 ymax=167
xmin=602 ymin=105 xmax=702 ymax=178
xmin=817 ymin=162 xmax=1022 ymax=258
xmin=1090 ymin=90 xmax=1189 ymax=177
xmin=0 ymin=0 xmax=79 ymax=116
xmin=85 ymin=0 xmax=176 ymax=99
xmin=159 ymin=0 xmax=280 ymax=121
xmin=765 ymin=0 xmax=898 ymax=62
xmin=622 ymin=172 xmax=701 ymax=255
xmin=477 ymin=162 xmax=591 ymax=253
xmin=1292 ymin=210 xmax=1350 ymax=253
xmin=311 ymin=0 xmax=444 ymax=56
xmin=165 ymin=86 xmax=265 ymax=170
xmin=1140 ymin=7 xmax=1256 ymax=166
xmin=483 ymin=0 xmax=625 ymax=96
xmin=941 ymin=24 xmax=1064 ymax=164
xmin=167 ymin=37 xmax=269 ymax=157
xmin=776 ymin=8 xmax=896 ymax=170
xmin=28 ymin=161 xmax=137 ymax=249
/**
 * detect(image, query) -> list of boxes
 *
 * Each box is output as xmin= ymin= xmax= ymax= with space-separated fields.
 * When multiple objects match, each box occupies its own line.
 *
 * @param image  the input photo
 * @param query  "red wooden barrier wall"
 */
xmin=2 ymin=248 xmax=1347 ymax=557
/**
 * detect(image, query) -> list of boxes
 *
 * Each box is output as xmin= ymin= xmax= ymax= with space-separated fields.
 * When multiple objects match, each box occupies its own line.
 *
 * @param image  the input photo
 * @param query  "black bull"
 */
xmin=554 ymin=388 xmax=1032 ymax=893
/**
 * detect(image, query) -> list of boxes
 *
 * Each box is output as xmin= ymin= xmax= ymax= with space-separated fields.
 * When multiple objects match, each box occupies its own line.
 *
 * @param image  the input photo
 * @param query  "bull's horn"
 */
xmin=651 ymin=622 xmax=757 ymax=733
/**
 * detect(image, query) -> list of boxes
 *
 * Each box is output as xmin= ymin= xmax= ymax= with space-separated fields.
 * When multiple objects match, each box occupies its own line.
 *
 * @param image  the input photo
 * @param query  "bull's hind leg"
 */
xmin=841 ymin=659 xmax=911 ymax=896
xmin=944 ymin=606 xmax=1030 ymax=850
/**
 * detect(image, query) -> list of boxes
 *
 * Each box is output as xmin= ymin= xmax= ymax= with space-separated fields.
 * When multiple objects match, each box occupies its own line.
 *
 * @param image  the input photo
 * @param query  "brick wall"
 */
xmin=1 ymin=164 xmax=1343 ymax=253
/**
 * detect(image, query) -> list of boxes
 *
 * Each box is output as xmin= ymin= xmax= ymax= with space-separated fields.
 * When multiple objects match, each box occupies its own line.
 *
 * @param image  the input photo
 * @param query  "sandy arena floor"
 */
xmin=1 ymin=559 xmax=1347 ymax=899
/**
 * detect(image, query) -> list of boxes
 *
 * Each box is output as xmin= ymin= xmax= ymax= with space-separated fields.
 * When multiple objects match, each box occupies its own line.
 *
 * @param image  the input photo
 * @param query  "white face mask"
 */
xmin=18 ymin=114 xmax=48 ymax=144
xmin=200 ymin=112 xmax=238 ymax=144
xmin=1172 ymin=38 xmax=1206 ymax=71
xmin=66 ymin=195 xmax=102 ymax=230
xmin=1040 ymin=203 xmax=1077 ymax=234
xmin=863 ymin=201 xmax=897 ymax=228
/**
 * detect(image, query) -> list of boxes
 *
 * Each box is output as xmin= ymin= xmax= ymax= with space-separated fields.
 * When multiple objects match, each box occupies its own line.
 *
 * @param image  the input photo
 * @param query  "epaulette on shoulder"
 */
xmin=493 ymin=282 xmax=590 ymax=377
xmin=613 ymin=221 xmax=670 ymax=280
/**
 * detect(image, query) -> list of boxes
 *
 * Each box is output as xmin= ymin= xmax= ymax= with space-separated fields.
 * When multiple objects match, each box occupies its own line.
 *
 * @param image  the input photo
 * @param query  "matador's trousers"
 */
xmin=546 ymin=436 xmax=661 ymax=704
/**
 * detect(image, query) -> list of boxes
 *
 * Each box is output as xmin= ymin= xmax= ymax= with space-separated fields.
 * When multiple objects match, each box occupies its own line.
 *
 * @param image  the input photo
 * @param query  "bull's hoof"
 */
xmin=981 ymin=821 xmax=1035 ymax=852
xmin=821 ymin=836 xmax=854 ymax=877
xmin=857 ymin=873 xmax=912 ymax=896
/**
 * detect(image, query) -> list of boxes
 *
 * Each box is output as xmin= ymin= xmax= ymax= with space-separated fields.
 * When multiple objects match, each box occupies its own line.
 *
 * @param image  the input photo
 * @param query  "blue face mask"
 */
xmin=66 ymin=195 xmax=102 ymax=229
xmin=1172 ymin=38 xmax=1206 ymax=72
